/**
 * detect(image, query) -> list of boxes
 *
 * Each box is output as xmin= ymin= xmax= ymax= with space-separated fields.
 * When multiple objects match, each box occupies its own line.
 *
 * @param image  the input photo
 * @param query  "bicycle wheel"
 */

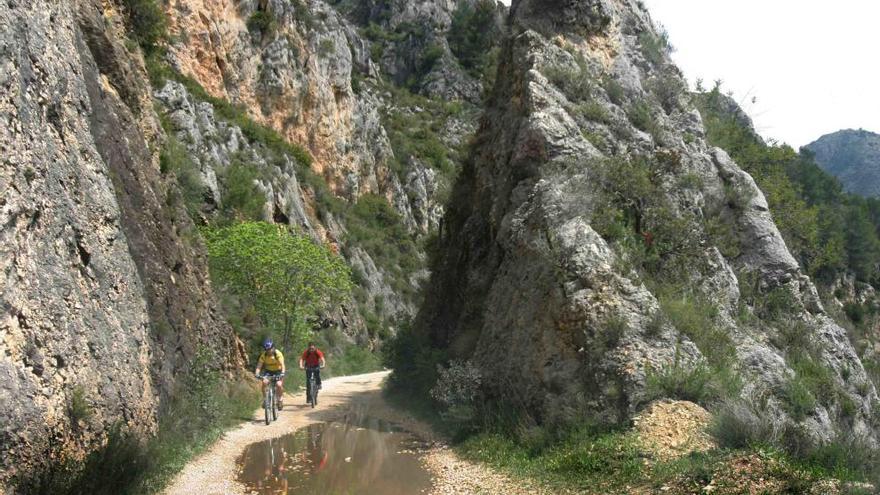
xmin=264 ymin=387 xmax=272 ymax=425
xmin=271 ymin=382 xmax=278 ymax=421
xmin=309 ymin=377 xmax=317 ymax=408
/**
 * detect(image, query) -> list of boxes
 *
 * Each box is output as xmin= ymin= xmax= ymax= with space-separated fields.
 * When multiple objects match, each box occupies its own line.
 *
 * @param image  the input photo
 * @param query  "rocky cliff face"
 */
xmin=162 ymin=0 xmax=483 ymax=227
xmin=418 ymin=0 xmax=879 ymax=442
xmin=155 ymin=0 xmax=505 ymax=330
xmin=806 ymin=129 xmax=880 ymax=197
xmin=0 ymin=0 xmax=242 ymax=487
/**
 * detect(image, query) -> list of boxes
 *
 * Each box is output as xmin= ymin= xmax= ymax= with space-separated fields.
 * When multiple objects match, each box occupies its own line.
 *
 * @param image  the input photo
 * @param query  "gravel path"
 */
xmin=164 ymin=370 xmax=538 ymax=495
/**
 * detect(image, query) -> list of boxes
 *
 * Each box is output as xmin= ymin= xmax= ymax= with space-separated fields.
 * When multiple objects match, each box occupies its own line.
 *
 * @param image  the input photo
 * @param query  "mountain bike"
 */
xmin=305 ymin=366 xmax=320 ymax=408
xmin=258 ymin=372 xmax=284 ymax=425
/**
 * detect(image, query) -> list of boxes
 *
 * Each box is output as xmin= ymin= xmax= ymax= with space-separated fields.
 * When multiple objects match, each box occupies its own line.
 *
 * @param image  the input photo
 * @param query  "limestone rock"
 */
xmin=0 ymin=0 xmax=241 ymax=486
xmin=417 ymin=0 xmax=879 ymax=443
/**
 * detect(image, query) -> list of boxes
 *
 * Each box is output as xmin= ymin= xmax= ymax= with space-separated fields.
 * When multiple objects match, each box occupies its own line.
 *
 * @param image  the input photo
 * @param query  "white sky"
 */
xmin=500 ymin=0 xmax=880 ymax=148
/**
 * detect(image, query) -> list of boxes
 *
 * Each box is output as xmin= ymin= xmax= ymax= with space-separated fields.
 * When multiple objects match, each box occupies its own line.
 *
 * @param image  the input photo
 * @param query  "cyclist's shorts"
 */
xmin=262 ymin=371 xmax=284 ymax=379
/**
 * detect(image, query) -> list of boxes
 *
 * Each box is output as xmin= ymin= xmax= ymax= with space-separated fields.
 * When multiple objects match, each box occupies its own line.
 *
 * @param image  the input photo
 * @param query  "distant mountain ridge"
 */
xmin=805 ymin=129 xmax=880 ymax=197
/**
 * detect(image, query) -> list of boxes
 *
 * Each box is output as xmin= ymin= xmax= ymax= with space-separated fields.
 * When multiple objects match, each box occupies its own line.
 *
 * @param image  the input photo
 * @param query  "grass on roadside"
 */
xmin=16 ymin=364 xmax=259 ymax=495
xmin=457 ymin=427 xmax=858 ymax=494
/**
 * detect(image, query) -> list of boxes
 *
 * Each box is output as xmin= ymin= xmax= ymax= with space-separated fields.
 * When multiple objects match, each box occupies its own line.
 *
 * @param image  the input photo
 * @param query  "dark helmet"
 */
xmin=263 ymin=338 xmax=274 ymax=350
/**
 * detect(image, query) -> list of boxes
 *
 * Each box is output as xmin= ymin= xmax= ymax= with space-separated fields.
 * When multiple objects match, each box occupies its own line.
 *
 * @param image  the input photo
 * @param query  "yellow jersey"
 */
xmin=258 ymin=349 xmax=285 ymax=372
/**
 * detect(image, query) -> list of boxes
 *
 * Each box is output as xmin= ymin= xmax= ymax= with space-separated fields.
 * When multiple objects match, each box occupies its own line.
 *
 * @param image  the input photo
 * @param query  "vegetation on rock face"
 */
xmin=202 ymin=222 xmax=352 ymax=351
xmin=380 ymin=82 xmax=466 ymax=183
xmin=246 ymin=10 xmax=276 ymax=38
xmin=448 ymin=0 xmax=502 ymax=80
xmin=696 ymin=84 xmax=880 ymax=285
xmin=158 ymin=131 xmax=205 ymax=219
xmin=120 ymin=0 xmax=166 ymax=54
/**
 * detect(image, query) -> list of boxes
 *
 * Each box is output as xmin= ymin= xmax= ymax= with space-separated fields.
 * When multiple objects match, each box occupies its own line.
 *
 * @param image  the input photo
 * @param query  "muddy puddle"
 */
xmin=237 ymin=418 xmax=432 ymax=494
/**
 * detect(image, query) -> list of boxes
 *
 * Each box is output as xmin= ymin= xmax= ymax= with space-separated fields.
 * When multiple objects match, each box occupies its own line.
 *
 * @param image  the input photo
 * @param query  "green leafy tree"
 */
xmin=202 ymin=222 xmax=352 ymax=350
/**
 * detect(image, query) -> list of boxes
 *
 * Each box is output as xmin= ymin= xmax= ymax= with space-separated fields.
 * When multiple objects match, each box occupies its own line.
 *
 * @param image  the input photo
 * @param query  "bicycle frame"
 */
xmin=305 ymin=366 xmax=320 ymax=407
xmin=259 ymin=373 xmax=283 ymax=424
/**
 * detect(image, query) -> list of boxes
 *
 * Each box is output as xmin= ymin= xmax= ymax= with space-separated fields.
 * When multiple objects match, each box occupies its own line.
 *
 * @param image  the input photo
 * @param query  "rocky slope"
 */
xmin=806 ymin=129 xmax=880 ymax=197
xmin=155 ymin=0 xmax=505 ymax=331
xmin=417 ymin=0 xmax=879 ymax=444
xmin=0 ymin=0 xmax=243 ymax=487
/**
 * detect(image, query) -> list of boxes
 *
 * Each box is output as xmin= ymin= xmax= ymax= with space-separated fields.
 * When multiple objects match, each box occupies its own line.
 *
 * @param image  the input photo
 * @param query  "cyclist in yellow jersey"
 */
xmin=255 ymin=338 xmax=286 ymax=409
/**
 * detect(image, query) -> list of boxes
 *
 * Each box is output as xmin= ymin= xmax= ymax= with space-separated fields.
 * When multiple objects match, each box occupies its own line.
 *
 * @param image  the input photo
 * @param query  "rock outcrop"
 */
xmin=417 ymin=0 xmax=879 ymax=442
xmin=163 ymin=0 xmax=445 ymax=230
xmin=806 ymin=129 xmax=880 ymax=198
xmin=0 ymin=0 xmax=242 ymax=487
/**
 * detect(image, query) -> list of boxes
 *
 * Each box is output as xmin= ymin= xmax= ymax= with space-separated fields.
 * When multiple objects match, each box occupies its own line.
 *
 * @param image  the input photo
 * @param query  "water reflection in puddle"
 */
xmin=237 ymin=419 xmax=431 ymax=494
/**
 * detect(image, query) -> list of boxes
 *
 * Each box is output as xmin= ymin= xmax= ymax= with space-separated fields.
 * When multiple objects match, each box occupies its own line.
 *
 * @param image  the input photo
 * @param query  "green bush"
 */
xmin=318 ymin=38 xmax=336 ymax=57
xmin=723 ymin=180 xmax=756 ymax=210
xmin=782 ymin=375 xmax=818 ymax=421
xmin=69 ymin=386 xmax=93 ymax=423
xmin=591 ymin=155 xmax=704 ymax=278
xmin=325 ymin=344 xmax=382 ymax=377
xmin=645 ymin=310 xmax=665 ymax=337
xmin=646 ymin=73 xmax=685 ymax=114
xmin=602 ymin=75 xmax=626 ymax=105
xmin=771 ymin=320 xmax=814 ymax=354
xmin=380 ymin=83 xmax=461 ymax=181
xmin=709 ymin=399 xmax=778 ymax=449
xmin=422 ymin=43 xmax=445 ymax=71
xmin=788 ymin=353 xmax=836 ymax=407
xmin=448 ymin=0 xmax=501 ymax=78
xmin=246 ymin=11 xmax=275 ymax=37
xmin=805 ymin=434 xmax=880 ymax=482
xmin=758 ymin=285 xmax=800 ymax=320
xmin=346 ymin=194 xmax=422 ymax=300
xmin=627 ymin=101 xmax=658 ymax=137
xmin=707 ymin=218 xmax=740 ymax=264
xmin=638 ymin=29 xmax=671 ymax=66
xmin=159 ymin=133 xmax=205 ymax=219
xmin=219 ymin=157 xmax=265 ymax=222
xmin=576 ymin=101 xmax=611 ymax=124
xmin=645 ymin=361 xmax=720 ymax=404
xmin=292 ymin=0 xmax=315 ymax=30
xmin=653 ymin=292 xmax=742 ymax=402
xmin=544 ymin=64 xmax=593 ymax=102
xmin=121 ymin=0 xmax=167 ymax=54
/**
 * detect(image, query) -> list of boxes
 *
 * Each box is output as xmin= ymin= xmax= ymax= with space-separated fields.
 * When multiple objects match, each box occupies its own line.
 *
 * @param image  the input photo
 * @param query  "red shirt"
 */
xmin=301 ymin=348 xmax=324 ymax=367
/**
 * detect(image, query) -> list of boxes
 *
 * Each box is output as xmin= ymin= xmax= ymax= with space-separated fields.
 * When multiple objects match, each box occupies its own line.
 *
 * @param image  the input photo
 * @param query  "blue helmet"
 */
xmin=263 ymin=338 xmax=274 ymax=350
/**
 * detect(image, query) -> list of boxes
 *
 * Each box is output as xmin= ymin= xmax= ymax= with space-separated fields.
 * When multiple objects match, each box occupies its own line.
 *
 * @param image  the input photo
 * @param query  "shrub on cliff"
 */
xmin=449 ymin=0 xmax=501 ymax=78
xmin=246 ymin=11 xmax=276 ymax=38
xmin=121 ymin=0 xmax=167 ymax=54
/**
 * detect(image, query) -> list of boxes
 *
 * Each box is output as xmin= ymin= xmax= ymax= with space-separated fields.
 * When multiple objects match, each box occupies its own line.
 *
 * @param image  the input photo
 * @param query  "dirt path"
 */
xmin=165 ymin=371 xmax=541 ymax=495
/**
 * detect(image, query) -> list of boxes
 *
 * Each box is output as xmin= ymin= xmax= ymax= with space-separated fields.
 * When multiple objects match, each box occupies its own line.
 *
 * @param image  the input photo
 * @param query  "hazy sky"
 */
xmin=642 ymin=0 xmax=880 ymax=148
xmin=499 ymin=0 xmax=880 ymax=148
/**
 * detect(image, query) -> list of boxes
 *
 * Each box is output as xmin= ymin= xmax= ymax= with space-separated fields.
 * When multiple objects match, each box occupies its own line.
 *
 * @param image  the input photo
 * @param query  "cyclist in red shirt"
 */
xmin=299 ymin=342 xmax=325 ymax=400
